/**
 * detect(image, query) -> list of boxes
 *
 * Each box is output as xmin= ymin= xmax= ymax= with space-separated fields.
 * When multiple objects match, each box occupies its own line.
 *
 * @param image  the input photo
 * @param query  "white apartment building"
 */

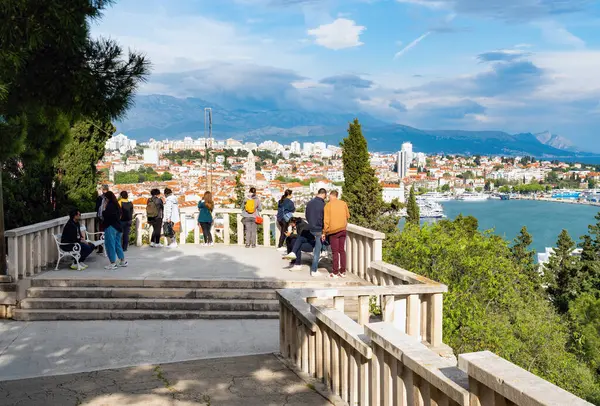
xmin=143 ymin=148 xmax=159 ymax=165
xmin=261 ymin=169 xmax=278 ymax=182
xmin=303 ymin=143 xmax=314 ymax=155
xmin=382 ymin=183 xmax=405 ymax=203
xmin=397 ymin=142 xmax=413 ymax=179
xmin=290 ymin=141 xmax=301 ymax=154
xmin=105 ymin=133 xmax=137 ymax=153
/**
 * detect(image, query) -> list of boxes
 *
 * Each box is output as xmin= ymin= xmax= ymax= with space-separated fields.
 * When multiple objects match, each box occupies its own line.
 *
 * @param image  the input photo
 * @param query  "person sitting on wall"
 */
xmin=61 ymin=209 xmax=95 ymax=270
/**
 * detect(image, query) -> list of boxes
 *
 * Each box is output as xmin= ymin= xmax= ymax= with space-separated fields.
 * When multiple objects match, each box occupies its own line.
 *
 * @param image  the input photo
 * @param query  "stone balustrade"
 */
xmin=277 ymin=287 xmax=593 ymax=406
xmin=5 ymin=213 xmax=98 ymax=281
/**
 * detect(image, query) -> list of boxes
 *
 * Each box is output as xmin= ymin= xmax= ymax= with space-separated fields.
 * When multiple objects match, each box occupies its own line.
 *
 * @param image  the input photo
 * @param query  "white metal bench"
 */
xmin=53 ymin=234 xmax=83 ymax=270
xmin=80 ymin=225 xmax=106 ymax=256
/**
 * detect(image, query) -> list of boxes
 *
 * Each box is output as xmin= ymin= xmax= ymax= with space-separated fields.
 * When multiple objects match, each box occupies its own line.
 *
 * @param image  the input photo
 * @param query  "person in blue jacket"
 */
xmin=276 ymin=189 xmax=295 ymax=251
xmin=197 ymin=191 xmax=214 ymax=246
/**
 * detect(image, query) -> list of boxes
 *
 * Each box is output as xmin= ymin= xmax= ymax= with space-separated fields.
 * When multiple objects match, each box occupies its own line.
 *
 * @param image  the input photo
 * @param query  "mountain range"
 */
xmin=116 ymin=95 xmax=591 ymax=158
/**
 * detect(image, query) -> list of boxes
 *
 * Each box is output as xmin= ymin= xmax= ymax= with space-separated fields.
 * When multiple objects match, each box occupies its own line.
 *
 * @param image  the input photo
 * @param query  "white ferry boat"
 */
xmin=416 ymin=198 xmax=446 ymax=218
xmin=457 ymin=192 xmax=489 ymax=202
xmin=421 ymin=192 xmax=454 ymax=202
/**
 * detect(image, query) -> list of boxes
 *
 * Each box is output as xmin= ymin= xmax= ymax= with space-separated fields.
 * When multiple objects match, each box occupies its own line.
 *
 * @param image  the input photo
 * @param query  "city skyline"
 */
xmin=92 ymin=0 xmax=600 ymax=150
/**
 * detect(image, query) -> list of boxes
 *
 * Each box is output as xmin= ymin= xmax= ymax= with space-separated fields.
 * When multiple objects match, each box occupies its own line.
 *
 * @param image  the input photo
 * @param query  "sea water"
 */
xmin=439 ymin=200 xmax=599 ymax=254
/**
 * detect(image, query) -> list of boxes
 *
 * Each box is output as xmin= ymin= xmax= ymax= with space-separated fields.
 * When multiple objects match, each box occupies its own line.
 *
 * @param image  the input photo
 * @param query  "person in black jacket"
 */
xmin=102 ymin=191 xmax=127 ymax=270
xmin=283 ymin=217 xmax=318 ymax=272
xmin=61 ymin=209 xmax=94 ymax=270
xmin=118 ymin=191 xmax=134 ymax=251
xmin=304 ymin=188 xmax=327 ymax=276
xmin=147 ymin=189 xmax=164 ymax=247
xmin=94 ymin=184 xmax=109 ymax=253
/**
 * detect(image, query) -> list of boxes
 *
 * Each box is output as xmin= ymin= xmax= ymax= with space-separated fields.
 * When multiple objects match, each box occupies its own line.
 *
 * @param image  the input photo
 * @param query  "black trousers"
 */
xmin=277 ymin=220 xmax=289 ymax=248
xmin=121 ymin=220 xmax=132 ymax=251
xmin=199 ymin=222 xmax=213 ymax=244
xmin=149 ymin=217 xmax=162 ymax=244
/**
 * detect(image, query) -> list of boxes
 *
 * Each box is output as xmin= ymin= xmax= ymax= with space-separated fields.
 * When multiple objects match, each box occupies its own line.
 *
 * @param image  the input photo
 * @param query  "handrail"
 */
xmin=5 ymin=213 xmax=97 ymax=238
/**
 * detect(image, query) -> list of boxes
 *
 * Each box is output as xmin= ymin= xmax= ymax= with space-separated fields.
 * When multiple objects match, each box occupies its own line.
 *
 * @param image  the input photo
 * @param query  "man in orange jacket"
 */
xmin=323 ymin=190 xmax=350 ymax=278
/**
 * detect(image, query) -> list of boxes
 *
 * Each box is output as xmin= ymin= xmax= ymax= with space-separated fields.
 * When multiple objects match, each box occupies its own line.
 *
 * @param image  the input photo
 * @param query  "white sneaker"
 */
xmin=167 ymin=242 xmax=178 ymax=249
xmin=104 ymin=263 xmax=118 ymax=270
xmin=283 ymin=252 xmax=296 ymax=260
xmin=118 ymin=260 xmax=128 ymax=267
xmin=277 ymin=247 xmax=287 ymax=252
xmin=150 ymin=242 xmax=156 ymax=248
xmin=310 ymin=271 xmax=320 ymax=277
xmin=289 ymin=265 xmax=303 ymax=272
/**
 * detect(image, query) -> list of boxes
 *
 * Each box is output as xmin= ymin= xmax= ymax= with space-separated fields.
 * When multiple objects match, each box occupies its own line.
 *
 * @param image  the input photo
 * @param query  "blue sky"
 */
xmin=93 ymin=0 xmax=600 ymax=151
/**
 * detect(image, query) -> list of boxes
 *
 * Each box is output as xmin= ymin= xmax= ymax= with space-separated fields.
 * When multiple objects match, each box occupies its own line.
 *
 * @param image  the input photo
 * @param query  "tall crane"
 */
xmin=204 ymin=107 xmax=212 ymax=192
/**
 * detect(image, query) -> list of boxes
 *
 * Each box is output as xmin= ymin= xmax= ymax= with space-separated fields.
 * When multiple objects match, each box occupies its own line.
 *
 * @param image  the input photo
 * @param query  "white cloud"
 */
xmin=394 ymin=32 xmax=431 ymax=59
xmin=307 ymin=18 xmax=366 ymax=50
xmin=535 ymin=21 xmax=585 ymax=48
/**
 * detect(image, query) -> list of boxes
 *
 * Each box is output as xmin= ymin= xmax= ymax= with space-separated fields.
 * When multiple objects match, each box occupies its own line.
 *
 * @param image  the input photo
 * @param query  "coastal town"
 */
xmin=102 ymin=133 xmax=600 ymax=217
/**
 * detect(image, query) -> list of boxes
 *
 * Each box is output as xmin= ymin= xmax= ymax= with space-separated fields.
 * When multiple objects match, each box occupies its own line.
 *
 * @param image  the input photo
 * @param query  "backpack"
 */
xmin=146 ymin=197 xmax=159 ymax=218
xmin=244 ymin=198 xmax=256 ymax=214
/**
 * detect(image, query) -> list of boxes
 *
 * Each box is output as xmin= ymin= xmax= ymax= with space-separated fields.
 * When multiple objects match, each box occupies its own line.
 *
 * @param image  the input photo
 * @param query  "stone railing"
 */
xmin=277 ymin=281 xmax=593 ymax=406
xmin=4 ymin=213 xmax=98 ymax=281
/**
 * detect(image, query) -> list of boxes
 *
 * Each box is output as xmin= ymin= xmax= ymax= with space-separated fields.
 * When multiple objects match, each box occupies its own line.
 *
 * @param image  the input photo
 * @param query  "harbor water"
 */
xmin=440 ymin=200 xmax=599 ymax=254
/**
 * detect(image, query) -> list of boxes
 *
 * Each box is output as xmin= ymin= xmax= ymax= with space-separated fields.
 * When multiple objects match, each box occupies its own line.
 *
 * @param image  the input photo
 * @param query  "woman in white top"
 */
xmin=163 ymin=188 xmax=180 ymax=248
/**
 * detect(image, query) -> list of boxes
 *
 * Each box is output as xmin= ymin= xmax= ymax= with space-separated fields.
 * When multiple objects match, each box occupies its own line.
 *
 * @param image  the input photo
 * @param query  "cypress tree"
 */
xmin=406 ymin=185 xmax=420 ymax=226
xmin=511 ymin=226 xmax=539 ymax=286
xmin=340 ymin=119 xmax=388 ymax=230
xmin=54 ymin=120 xmax=116 ymax=214
xmin=546 ymin=229 xmax=581 ymax=313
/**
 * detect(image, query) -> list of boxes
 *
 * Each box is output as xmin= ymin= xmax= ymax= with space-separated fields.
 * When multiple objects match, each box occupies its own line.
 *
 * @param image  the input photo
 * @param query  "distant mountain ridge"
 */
xmin=117 ymin=94 xmax=590 ymax=158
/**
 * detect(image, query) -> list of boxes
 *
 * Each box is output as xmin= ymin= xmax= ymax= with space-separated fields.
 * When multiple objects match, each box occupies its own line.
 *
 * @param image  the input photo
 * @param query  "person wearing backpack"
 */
xmin=276 ymin=189 xmax=295 ymax=252
xmin=118 ymin=191 xmax=134 ymax=251
xmin=241 ymin=187 xmax=262 ymax=248
xmin=146 ymin=188 xmax=164 ymax=247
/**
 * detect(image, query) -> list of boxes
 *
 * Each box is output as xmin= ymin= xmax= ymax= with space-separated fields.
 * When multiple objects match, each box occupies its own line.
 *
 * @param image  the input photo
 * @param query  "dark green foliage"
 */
xmin=1 ymin=0 xmax=150 ymax=236
xmin=114 ymin=167 xmax=173 ymax=184
xmin=384 ymin=217 xmax=600 ymax=402
xmin=546 ymin=230 xmax=582 ymax=314
xmin=406 ymin=186 xmax=420 ymax=226
xmin=234 ymin=173 xmax=245 ymax=208
xmin=55 ymin=120 xmax=116 ymax=214
xmin=340 ymin=119 xmax=398 ymax=233
xmin=511 ymin=226 xmax=540 ymax=287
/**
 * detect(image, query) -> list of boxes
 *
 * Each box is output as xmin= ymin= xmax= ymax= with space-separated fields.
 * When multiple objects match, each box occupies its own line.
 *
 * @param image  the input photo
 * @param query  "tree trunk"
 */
xmin=0 ymin=166 xmax=6 ymax=275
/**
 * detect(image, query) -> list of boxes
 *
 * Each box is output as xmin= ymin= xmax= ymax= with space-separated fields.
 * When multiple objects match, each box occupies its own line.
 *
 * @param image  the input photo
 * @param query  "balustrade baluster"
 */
xmin=331 ymin=334 xmax=340 ymax=396
xmin=407 ymin=294 xmax=420 ymax=338
xmin=223 ymin=213 xmax=230 ymax=245
xmin=429 ymin=293 xmax=443 ymax=347
xmin=308 ymin=331 xmax=316 ymax=377
xmin=383 ymin=295 xmax=395 ymax=322
xmin=365 ymin=240 xmax=372 ymax=282
xmin=262 ymin=215 xmax=270 ymax=247
xmin=280 ymin=306 xmax=286 ymax=357
xmin=194 ymin=222 xmax=200 ymax=244
xmin=358 ymin=295 xmax=369 ymax=326
xmin=35 ymin=231 xmax=42 ymax=274
xmin=236 ymin=214 xmax=244 ymax=246
xmin=333 ymin=296 xmax=344 ymax=313
xmin=301 ymin=326 xmax=309 ymax=373
xmin=8 ymin=237 xmax=18 ymax=281
xmin=351 ymin=236 xmax=358 ymax=275
xmin=358 ymin=237 xmax=365 ymax=281
xmin=323 ymin=326 xmax=331 ymax=388
xmin=42 ymin=229 xmax=49 ymax=268
xmin=315 ymin=324 xmax=324 ymax=380
xmin=383 ymin=351 xmax=393 ymax=406
xmin=420 ymin=295 xmax=429 ymax=343
xmin=340 ymin=341 xmax=349 ymax=403
xmin=349 ymin=349 xmax=359 ymax=406
xmin=392 ymin=358 xmax=405 ymax=406
xmin=19 ymin=235 xmax=27 ymax=279
xmin=370 ymin=344 xmax=382 ymax=405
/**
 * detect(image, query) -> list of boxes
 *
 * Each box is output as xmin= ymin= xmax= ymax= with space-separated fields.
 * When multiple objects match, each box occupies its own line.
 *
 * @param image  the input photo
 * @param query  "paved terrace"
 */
xmin=37 ymin=244 xmax=364 ymax=283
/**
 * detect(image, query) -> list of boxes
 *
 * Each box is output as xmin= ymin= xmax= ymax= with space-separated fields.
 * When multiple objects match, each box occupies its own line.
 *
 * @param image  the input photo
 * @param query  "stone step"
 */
xmin=20 ymin=298 xmax=279 ymax=312
xmin=30 ymin=278 xmax=364 ymax=289
xmin=0 ymin=275 xmax=13 ymax=283
xmin=27 ymin=287 xmax=278 ymax=300
xmin=13 ymin=309 xmax=279 ymax=321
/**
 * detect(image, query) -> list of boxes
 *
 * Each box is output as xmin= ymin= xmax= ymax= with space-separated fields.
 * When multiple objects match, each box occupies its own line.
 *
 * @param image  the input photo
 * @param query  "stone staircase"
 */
xmin=13 ymin=278 xmax=363 ymax=321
